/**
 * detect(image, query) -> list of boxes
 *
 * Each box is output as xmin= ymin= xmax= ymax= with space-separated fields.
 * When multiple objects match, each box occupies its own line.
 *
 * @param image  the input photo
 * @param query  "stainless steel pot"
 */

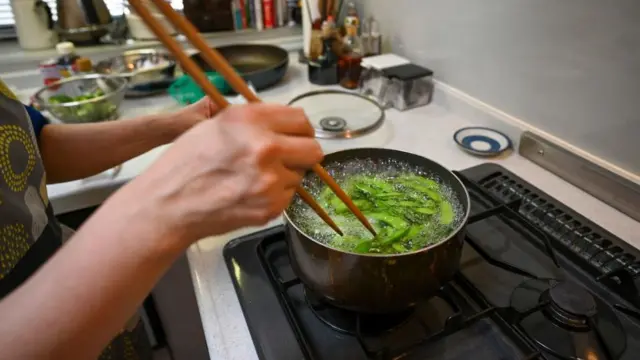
xmin=284 ymin=148 xmax=471 ymax=313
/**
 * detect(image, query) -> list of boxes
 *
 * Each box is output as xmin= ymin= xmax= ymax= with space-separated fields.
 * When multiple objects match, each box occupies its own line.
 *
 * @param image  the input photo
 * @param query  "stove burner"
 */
xmin=543 ymin=281 xmax=597 ymax=330
xmin=319 ymin=117 xmax=347 ymax=132
xmin=304 ymin=287 xmax=413 ymax=335
xmin=510 ymin=279 xmax=627 ymax=360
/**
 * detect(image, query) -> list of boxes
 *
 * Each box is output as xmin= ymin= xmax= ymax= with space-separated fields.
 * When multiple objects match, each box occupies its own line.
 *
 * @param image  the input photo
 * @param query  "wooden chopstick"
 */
xmin=127 ymin=0 xmax=342 ymax=237
xmin=311 ymin=165 xmax=377 ymax=236
xmin=130 ymin=0 xmax=376 ymax=237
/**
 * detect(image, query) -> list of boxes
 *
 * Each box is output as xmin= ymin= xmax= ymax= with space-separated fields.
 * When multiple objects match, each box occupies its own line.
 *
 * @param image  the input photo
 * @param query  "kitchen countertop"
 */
xmin=45 ymin=53 xmax=640 ymax=359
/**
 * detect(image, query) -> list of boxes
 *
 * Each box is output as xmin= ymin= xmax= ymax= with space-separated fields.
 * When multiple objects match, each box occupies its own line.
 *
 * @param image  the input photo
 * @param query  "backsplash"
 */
xmin=362 ymin=0 xmax=640 ymax=175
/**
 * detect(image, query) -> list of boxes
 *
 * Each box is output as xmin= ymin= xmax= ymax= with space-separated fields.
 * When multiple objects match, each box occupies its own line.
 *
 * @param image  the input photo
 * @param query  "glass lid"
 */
xmin=288 ymin=90 xmax=385 ymax=139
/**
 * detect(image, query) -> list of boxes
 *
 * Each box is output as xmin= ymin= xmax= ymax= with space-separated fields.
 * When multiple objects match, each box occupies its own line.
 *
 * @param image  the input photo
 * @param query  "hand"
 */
xmin=170 ymin=96 xmax=220 ymax=136
xmin=122 ymin=103 xmax=323 ymax=249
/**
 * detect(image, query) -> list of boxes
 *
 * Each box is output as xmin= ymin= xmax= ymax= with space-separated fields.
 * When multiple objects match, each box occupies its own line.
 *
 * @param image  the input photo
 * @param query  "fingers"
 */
xmin=276 ymin=135 xmax=324 ymax=168
xmin=277 ymin=165 xmax=306 ymax=188
xmin=253 ymin=104 xmax=315 ymax=137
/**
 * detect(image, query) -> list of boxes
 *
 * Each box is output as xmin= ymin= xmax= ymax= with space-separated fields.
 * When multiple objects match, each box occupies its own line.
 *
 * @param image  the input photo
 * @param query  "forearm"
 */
xmin=0 ymin=182 xmax=187 ymax=359
xmin=40 ymin=110 xmax=191 ymax=183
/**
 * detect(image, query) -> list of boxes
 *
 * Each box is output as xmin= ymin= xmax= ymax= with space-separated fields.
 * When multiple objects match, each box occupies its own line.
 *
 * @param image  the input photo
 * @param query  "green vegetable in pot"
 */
xmin=311 ymin=173 xmax=459 ymax=255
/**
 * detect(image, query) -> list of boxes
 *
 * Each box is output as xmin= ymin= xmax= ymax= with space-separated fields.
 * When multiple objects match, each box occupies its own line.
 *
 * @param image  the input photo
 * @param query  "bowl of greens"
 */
xmin=33 ymin=74 xmax=127 ymax=124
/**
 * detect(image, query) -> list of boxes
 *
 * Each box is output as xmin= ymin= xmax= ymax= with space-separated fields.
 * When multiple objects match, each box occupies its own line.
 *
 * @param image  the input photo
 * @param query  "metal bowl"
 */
xmin=95 ymin=49 xmax=176 ymax=97
xmin=33 ymin=74 xmax=127 ymax=124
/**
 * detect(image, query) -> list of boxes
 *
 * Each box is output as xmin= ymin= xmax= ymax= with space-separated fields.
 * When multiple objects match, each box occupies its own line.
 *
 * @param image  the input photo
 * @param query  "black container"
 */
xmin=284 ymin=148 xmax=471 ymax=313
xmin=308 ymin=62 xmax=339 ymax=85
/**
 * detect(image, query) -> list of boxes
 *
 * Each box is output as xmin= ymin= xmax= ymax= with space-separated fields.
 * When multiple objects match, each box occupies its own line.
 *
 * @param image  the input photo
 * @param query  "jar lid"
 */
xmin=56 ymin=41 xmax=75 ymax=55
xmin=288 ymin=90 xmax=385 ymax=139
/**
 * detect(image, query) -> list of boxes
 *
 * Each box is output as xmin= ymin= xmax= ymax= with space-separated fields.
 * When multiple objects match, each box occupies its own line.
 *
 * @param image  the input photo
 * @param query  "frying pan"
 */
xmin=189 ymin=44 xmax=289 ymax=91
xmin=284 ymin=148 xmax=471 ymax=314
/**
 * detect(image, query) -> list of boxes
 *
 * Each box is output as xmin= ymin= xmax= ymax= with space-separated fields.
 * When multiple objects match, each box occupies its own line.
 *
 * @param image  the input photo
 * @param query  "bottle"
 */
xmin=55 ymin=42 xmax=80 ymax=78
xmin=344 ymin=2 xmax=359 ymax=30
xmin=338 ymin=24 xmax=363 ymax=89
xmin=318 ymin=20 xmax=338 ymax=66
xmin=39 ymin=58 xmax=61 ymax=87
xmin=369 ymin=17 xmax=381 ymax=56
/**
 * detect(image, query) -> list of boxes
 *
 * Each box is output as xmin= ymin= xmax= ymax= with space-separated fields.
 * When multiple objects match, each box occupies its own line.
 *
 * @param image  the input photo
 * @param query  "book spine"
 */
xmin=254 ymin=0 xmax=264 ymax=30
xmin=239 ymin=0 xmax=247 ymax=28
xmin=276 ymin=0 xmax=285 ymax=27
xmin=262 ymin=0 xmax=274 ymax=29
xmin=247 ymin=0 xmax=256 ymax=28
xmin=231 ymin=0 xmax=242 ymax=30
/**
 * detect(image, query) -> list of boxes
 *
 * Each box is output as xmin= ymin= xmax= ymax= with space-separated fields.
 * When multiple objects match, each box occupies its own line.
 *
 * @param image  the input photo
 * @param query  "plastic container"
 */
xmin=168 ymin=72 xmax=233 ymax=105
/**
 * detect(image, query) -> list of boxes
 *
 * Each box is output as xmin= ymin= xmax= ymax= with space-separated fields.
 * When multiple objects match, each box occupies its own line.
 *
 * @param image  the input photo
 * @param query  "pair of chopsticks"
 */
xmin=127 ymin=0 xmax=376 ymax=237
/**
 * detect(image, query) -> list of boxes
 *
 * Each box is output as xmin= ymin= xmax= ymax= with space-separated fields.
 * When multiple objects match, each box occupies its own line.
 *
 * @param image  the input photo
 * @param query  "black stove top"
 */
xmin=223 ymin=163 xmax=640 ymax=360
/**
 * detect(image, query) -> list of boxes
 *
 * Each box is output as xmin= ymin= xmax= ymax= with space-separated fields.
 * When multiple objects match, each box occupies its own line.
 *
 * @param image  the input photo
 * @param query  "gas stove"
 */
xmin=223 ymin=163 xmax=640 ymax=360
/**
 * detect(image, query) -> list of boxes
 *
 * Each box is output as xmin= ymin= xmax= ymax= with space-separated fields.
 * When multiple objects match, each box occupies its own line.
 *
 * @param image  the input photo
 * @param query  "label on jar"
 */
xmin=39 ymin=59 xmax=60 ymax=86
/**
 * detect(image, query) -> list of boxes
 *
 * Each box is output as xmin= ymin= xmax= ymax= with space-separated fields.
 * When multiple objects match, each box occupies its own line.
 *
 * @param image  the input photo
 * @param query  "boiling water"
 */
xmin=286 ymin=158 xmax=466 ymax=254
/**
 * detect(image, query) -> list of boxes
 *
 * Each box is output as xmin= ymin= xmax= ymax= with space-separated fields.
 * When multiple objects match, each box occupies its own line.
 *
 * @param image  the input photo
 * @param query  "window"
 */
xmin=0 ymin=0 xmax=182 ymax=28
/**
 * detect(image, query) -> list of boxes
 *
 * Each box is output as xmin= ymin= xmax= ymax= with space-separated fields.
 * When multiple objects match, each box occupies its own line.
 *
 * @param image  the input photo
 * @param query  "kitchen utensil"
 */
xmin=189 ymin=44 xmax=289 ymax=92
xmin=94 ymin=49 xmax=177 ymax=97
xmin=56 ymin=0 xmax=113 ymax=44
xmin=127 ymin=0 xmax=375 ymax=236
xmin=284 ymin=148 xmax=471 ymax=313
xmin=32 ymin=74 xmax=127 ymax=123
xmin=10 ymin=0 xmax=57 ymax=50
xmin=453 ymin=127 xmax=512 ymax=157
xmin=288 ymin=90 xmax=384 ymax=139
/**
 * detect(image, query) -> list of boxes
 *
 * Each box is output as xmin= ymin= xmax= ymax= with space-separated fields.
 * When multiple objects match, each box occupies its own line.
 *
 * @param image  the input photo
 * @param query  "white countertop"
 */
xmin=46 ymin=55 xmax=640 ymax=360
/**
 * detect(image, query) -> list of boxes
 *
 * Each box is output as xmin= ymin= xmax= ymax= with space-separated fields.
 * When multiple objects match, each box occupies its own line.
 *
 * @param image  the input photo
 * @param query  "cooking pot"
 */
xmin=284 ymin=148 xmax=471 ymax=313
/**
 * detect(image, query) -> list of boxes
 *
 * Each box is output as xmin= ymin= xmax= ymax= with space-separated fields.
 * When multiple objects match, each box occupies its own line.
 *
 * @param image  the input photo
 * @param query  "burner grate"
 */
xmin=256 ymin=212 xmax=545 ymax=359
xmin=474 ymin=171 xmax=640 ymax=308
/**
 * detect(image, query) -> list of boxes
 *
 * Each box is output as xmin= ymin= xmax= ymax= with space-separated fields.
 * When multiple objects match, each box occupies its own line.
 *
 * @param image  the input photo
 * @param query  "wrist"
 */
xmin=155 ymin=111 xmax=189 ymax=144
xmin=98 ymin=178 xmax=193 ymax=259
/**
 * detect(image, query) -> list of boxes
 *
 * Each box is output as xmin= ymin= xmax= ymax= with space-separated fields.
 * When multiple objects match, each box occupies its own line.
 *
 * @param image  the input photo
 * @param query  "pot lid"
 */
xmin=288 ymin=90 xmax=385 ymax=139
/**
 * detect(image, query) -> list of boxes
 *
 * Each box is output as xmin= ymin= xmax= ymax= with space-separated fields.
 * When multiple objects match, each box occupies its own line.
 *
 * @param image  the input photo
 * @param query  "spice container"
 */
xmin=359 ymin=54 xmax=410 ymax=107
xmin=56 ymin=42 xmax=80 ymax=78
xmin=380 ymin=64 xmax=434 ymax=111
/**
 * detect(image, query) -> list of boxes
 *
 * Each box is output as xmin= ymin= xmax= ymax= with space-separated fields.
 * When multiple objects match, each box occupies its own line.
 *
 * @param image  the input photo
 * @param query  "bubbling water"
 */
xmin=286 ymin=158 xmax=466 ymax=254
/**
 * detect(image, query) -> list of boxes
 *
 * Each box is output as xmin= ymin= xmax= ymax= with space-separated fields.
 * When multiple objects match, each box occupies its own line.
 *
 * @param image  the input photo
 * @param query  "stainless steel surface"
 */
xmin=95 ymin=49 xmax=177 ymax=96
xmin=33 ymin=74 xmax=127 ymax=123
xmin=288 ymin=90 xmax=385 ymax=139
xmin=519 ymin=131 xmax=640 ymax=223
xmin=56 ymin=0 xmax=113 ymax=43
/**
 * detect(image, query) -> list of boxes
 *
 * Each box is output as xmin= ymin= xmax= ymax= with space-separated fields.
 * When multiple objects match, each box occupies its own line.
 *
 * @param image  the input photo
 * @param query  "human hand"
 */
xmin=171 ymin=96 xmax=219 ymax=134
xmin=120 ymin=103 xmax=323 ymax=250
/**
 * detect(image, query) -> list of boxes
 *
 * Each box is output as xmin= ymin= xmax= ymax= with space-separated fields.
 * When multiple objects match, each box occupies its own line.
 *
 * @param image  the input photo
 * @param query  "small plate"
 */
xmin=453 ymin=127 xmax=512 ymax=156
